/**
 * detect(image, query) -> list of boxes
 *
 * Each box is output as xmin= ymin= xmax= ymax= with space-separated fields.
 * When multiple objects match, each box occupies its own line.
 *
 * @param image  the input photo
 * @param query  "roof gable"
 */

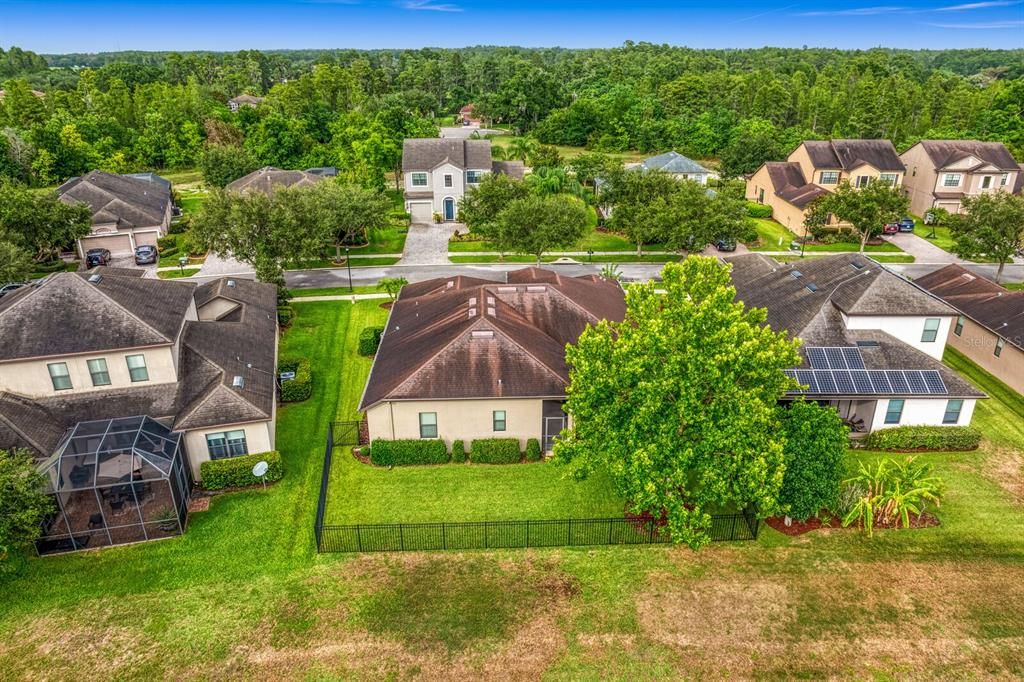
xmin=58 ymin=170 xmax=171 ymax=228
xmin=914 ymin=264 xmax=1024 ymax=351
xmin=402 ymin=139 xmax=492 ymax=172
xmin=225 ymin=167 xmax=323 ymax=196
xmin=919 ymin=140 xmax=1019 ymax=171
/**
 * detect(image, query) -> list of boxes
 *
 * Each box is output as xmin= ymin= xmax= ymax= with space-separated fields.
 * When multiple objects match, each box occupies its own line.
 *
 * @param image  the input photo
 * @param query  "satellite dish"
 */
xmin=252 ymin=461 xmax=269 ymax=477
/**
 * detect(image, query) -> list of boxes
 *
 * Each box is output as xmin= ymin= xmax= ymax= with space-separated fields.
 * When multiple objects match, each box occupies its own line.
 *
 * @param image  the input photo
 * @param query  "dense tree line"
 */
xmin=0 ymin=44 xmax=1021 ymax=187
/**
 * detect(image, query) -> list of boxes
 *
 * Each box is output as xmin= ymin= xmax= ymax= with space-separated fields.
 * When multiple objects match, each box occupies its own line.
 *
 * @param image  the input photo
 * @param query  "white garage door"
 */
xmin=134 ymin=230 xmax=159 ymax=247
xmin=80 ymin=233 xmax=133 ymax=257
xmin=408 ymin=202 xmax=433 ymax=224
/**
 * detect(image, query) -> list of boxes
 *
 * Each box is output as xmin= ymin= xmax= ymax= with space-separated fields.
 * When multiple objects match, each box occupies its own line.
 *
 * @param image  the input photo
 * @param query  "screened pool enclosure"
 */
xmin=36 ymin=416 xmax=192 ymax=555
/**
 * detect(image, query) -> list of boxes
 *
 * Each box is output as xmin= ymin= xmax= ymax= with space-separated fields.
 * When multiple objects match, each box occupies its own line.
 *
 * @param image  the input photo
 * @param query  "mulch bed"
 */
xmin=187 ymin=497 xmax=211 ymax=513
xmin=351 ymin=446 xmax=371 ymax=464
xmin=379 ymin=302 xmax=393 ymax=309
xmin=765 ymin=511 xmax=940 ymax=536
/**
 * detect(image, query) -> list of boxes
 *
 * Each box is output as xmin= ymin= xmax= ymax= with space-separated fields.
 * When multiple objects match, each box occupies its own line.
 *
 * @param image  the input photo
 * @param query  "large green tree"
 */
xmin=807 ymin=180 xmax=909 ymax=253
xmin=0 ymin=239 xmax=33 ymax=282
xmin=306 ymin=182 xmax=392 ymax=261
xmin=458 ymin=172 xmax=530 ymax=244
xmin=554 ymin=257 xmax=801 ymax=547
xmin=777 ymin=401 xmax=849 ymax=522
xmin=200 ymin=144 xmax=259 ymax=188
xmin=948 ymin=192 xmax=1024 ymax=283
xmin=0 ymin=182 xmax=92 ymax=261
xmin=495 ymin=194 xmax=589 ymax=264
xmin=0 ymin=448 xmax=53 ymax=571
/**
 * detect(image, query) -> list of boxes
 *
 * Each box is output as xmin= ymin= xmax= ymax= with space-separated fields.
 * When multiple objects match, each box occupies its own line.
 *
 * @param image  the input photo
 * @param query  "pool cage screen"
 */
xmin=35 ymin=416 xmax=192 ymax=555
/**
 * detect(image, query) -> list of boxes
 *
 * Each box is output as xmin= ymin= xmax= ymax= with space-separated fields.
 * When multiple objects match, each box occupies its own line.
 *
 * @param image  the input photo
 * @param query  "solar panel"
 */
xmin=851 ymin=370 xmax=873 ymax=393
xmin=806 ymin=347 xmax=829 ymax=369
xmin=923 ymin=370 xmax=947 ymax=394
xmin=869 ymin=370 xmax=892 ymax=393
xmin=834 ymin=370 xmax=855 ymax=393
xmin=825 ymin=347 xmax=846 ymax=369
xmin=795 ymin=370 xmax=817 ymax=392
xmin=814 ymin=370 xmax=838 ymax=394
xmin=886 ymin=371 xmax=910 ymax=393
xmin=843 ymin=347 xmax=866 ymax=369
xmin=905 ymin=370 xmax=928 ymax=394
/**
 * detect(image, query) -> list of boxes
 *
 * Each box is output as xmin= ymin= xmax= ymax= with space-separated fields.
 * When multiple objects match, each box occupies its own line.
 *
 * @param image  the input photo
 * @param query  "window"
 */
xmin=47 ymin=362 xmax=72 ymax=391
xmin=995 ymin=338 xmax=1005 ymax=357
xmin=493 ymin=410 xmax=506 ymax=432
xmin=943 ymin=173 xmax=962 ymax=187
xmin=443 ymin=174 xmax=453 ymax=188
xmin=466 ymin=170 xmax=483 ymax=184
xmin=954 ymin=315 xmax=964 ymax=337
xmin=879 ymin=173 xmax=899 ymax=186
xmin=126 ymin=354 xmax=149 ymax=382
xmin=884 ymin=399 xmax=904 ymax=425
xmin=943 ymin=399 xmax=963 ymax=425
xmin=981 ymin=176 xmax=992 ymax=189
xmin=819 ymin=171 xmax=840 ymax=185
xmin=87 ymin=358 xmax=111 ymax=386
xmin=411 ymin=172 xmax=427 ymax=187
xmin=206 ymin=430 xmax=248 ymax=459
xmin=1000 ymin=173 xmax=1009 ymax=187
xmin=921 ymin=318 xmax=941 ymax=343
xmin=757 ymin=188 xmax=765 ymax=203
xmin=855 ymin=176 xmax=871 ymax=188
xmin=418 ymin=412 xmax=437 ymax=438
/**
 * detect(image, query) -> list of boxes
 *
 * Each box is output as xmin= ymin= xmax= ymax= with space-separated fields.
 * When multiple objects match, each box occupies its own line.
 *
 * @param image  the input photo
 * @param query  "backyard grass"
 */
xmin=290 ymin=285 xmax=388 ymax=297
xmin=486 ymin=135 xmax=649 ymax=164
xmin=747 ymin=218 xmax=905 ymax=253
xmin=1 ymin=303 xmax=1022 ymax=678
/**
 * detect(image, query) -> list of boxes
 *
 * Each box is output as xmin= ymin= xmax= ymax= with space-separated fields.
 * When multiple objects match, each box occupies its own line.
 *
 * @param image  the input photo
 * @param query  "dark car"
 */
xmin=134 ymin=244 xmax=158 ymax=265
xmin=882 ymin=222 xmax=900 ymax=235
xmin=898 ymin=217 xmax=915 ymax=233
xmin=714 ymin=236 xmax=737 ymax=252
xmin=0 ymin=282 xmax=26 ymax=298
xmin=85 ymin=248 xmax=111 ymax=268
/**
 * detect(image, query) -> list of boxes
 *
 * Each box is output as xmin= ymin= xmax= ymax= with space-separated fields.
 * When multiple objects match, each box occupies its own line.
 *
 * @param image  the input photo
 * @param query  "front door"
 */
xmin=543 ymin=416 xmax=565 ymax=452
xmin=443 ymin=197 xmax=455 ymax=222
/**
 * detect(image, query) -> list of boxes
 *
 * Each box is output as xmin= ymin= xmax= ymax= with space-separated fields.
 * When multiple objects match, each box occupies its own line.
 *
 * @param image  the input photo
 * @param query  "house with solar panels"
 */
xmin=725 ymin=253 xmax=986 ymax=433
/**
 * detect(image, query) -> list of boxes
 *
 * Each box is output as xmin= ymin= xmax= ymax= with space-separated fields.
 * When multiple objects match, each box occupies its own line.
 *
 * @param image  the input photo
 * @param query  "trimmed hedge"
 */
xmin=370 ymin=439 xmax=449 ymax=466
xmin=525 ymin=438 xmax=542 ymax=462
xmin=200 ymin=450 xmax=283 ymax=490
xmin=277 ymin=305 xmax=294 ymax=327
xmin=33 ymin=260 xmax=71 ymax=273
xmin=157 ymin=236 xmax=177 ymax=250
xmin=278 ymin=358 xmax=312 ymax=402
xmin=746 ymin=202 xmax=773 ymax=219
xmin=358 ymin=326 xmax=384 ymax=356
xmin=863 ymin=425 xmax=982 ymax=452
xmin=470 ymin=438 xmax=522 ymax=464
xmin=452 ymin=439 xmax=467 ymax=463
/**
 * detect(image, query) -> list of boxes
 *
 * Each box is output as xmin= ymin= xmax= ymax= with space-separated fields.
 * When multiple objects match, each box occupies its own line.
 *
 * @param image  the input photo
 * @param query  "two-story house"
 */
xmin=726 ymin=253 xmax=985 ymax=433
xmin=402 ymin=138 xmax=525 ymax=224
xmin=746 ymin=140 xmax=906 ymax=235
xmin=58 ymin=170 xmax=174 ymax=259
xmin=899 ymin=140 xmax=1021 ymax=216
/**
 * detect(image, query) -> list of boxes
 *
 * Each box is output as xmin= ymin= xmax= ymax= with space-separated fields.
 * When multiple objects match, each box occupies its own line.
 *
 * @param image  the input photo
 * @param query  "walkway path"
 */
xmin=882 ymin=233 xmax=966 ymax=264
xmin=400 ymin=222 xmax=461 ymax=265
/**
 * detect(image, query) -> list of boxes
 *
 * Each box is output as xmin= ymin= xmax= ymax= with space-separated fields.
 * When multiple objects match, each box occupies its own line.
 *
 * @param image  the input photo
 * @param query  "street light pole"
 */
xmin=588 ymin=249 xmax=594 ymax=263
xmin=345 ymin=246 xmax=353 ymax=293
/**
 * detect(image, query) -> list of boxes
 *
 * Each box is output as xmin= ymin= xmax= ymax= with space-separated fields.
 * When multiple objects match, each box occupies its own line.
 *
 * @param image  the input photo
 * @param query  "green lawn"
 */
xmin=1005 ymin=282 xmax=1024 ymax=291
xmin=291 ymin=285 xmax=387 ymax=297
xmin=913 ymin=216 xmax=956 ymax=252
xmin=449 ymin=254 xmax=681 ymax=264
xmin=2 ymin=303 xmax=1023 ymax=678
xmin=486 ymin=135 xmax=650 ymax=164
xmin=157 ymin=267 xmax=200 ymax=279
xmin=747 ymin=218 xmax=904 ymax=253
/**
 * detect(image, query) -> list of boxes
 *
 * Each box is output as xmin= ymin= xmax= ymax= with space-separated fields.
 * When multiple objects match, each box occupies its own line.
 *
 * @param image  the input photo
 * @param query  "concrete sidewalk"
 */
xmin=883 ymin=233 xmax=965 ymax=264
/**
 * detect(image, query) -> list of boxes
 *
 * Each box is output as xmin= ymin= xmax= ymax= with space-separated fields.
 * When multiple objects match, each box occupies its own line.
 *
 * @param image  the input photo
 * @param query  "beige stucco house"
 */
xmin=914 ymin=264 xmax=1024 ymax=395
xmin=0 ymin=268 xmax=279 ymax=480
xmin=402 ymin=138 xmax=525 ymax=224
xmin=359 ymin=268 xmax=626 ymax=451
xmin=58 ymin=170 xmax=173 ymax=258
xmin=746 ymin=139 xmax=906 ymax=236
xmin=899 ymin=140 xmax=1020 ymax=216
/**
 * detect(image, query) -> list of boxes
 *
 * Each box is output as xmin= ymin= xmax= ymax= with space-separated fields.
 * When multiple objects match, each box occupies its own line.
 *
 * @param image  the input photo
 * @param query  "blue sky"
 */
xmin=1 ymin=0 xmax=1021 ymax=52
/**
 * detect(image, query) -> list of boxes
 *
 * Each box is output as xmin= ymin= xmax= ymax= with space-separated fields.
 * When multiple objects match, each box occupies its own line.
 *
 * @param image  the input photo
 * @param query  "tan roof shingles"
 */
xmin=58 ymin=170 xmax=170 ymax=228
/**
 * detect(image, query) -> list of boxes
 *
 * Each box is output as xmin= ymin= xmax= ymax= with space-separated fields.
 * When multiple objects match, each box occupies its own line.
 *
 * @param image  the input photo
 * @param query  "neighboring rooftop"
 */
xmin=229 ymin=94 xmax=264 ymax=105
xmin=491 ymin=159 xmax=527 ymax=180
xmin=916 ymin=140 xmax=1019 ymax=171
xmin=764 ymin=162 xmax=830 ymax=209
xmin=58 ymin=170 xmax=171 ymax=228
xmin=359 ymin=268 xmax=626 ymax=410
xmin=122 ymin=172 xmax=172 ymax=190
xmin=225 ymin=166 xmax=323 ymax=196
xmin=402 ymin=138 xmax=493 ymax=171
xmin=914 ymin=264 xmax=1024 ymax=352
xmin=803 ymin=139 xmax=905 ymax=172
xmin=640 ymin=151 xmax=713 ymax=175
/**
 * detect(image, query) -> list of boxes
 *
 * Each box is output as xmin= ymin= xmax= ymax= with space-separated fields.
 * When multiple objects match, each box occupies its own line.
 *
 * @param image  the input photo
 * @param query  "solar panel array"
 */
xmin=784 ymin=368 xmax=948 ymax=395
xmin=805 ymin=346 xmax=866 ymax=370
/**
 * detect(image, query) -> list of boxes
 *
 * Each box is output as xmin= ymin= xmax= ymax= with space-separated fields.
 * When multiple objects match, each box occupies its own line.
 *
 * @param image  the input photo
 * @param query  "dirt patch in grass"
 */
xmin=765 ymin=514 xmax=839 ymax=535
xmin=633 ymin=554 xmax=1024 ymax=678
xmin=982 ymin=445 xmax=1024 ymax=504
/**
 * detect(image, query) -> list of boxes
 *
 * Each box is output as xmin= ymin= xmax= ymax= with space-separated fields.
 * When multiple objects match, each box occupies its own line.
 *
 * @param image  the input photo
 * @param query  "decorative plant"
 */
xmin=153 ymin=507 xmax=179 ymax=532
xmin=599 ymin=263 xmax=622 ymax=282
xmin=841 ymin=457 xmax=943 ymax=536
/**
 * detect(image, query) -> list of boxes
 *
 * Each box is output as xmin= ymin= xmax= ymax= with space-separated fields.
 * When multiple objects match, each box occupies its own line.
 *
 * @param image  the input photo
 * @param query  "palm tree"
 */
xmin=490 ymin=144 xmax=508 ymax=161
xmin=508 ymin=137 xmax=538 ymax=162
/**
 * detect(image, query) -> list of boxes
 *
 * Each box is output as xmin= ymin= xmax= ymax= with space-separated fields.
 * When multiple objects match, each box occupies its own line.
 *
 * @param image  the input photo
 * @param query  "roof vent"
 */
xmin=526 ymin=285 xmax=546 ymax=293
xmin=446 ymin=280 xmax=454 ymax=289
xmin=231 ymin=375 xmax=245 ymax=389
xmin=856 ymin=340 xmax=880 ymax=347
xmin=791 ymin=270 xmax=803 ymax=279
xmin=471 ymin=330 xmax=494 ymax=338
xmin=468 ymin=297 xmax=477 ymax=305
xmin=961 ymin=273 xmax=976 ymax=281
xmin=497 ymin=286 xmax=517 ymax=293
xmin=486 ymin=296 xmax=495 ymax=305
xmin=468 ymin=308 xmax=477 ymax=318
xmin=805 ymin=283 xmax=819 ymax=293
xmin=850 ymin=260 xmax=865 ymax=270
xmin=87 ymin=274 xmax=102 ymax=284
xmin=227 ymin=279 xmax=236 ymax=287
xmin=486 ymin=306 xmax=496 ymax=317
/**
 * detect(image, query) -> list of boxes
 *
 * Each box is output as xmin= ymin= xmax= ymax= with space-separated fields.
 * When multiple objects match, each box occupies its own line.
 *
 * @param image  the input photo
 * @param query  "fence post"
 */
xmin=356 ymin=524 xmax=362 ymax=552
xmin=648 ymin=520 xmax=655 ymax=544
xmin=567 ymin=518 xmax=572 ymax=546
xmin=442 ymin=523 xmax=447 ymax=550
xmin=730 ymin=514 xmax=738 ymax=541
xmin=399 ymin=524 xmax=404 ymax=551
xmin=608 ymin=518 xmax=614 ymax=544
xmin=484 ymin=521 xmax=489 ymax=548
xmin=526 ymin=520 xmax=531 ymax=547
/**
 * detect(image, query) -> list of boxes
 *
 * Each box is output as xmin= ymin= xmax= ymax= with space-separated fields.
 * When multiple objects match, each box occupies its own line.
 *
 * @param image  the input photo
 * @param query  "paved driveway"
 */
xmin=883 ymin=233 xmax=965 ymax=264
xmin=400 ymin=223 xmax=461 ymax=265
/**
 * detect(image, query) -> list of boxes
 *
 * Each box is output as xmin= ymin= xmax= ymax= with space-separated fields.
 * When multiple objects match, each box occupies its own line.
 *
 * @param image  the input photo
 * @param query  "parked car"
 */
xmin=0 ymin=282 xmax=26 ymax=298
xmin=882 ymin=222 xmax=900 ymax=235
xmin=134 ymin=244 xmax=158 ymax=265
xmin=714 ymin=236 xmax=737 ymax=252
xmin=85 ymin=248 xmax=112 ymax=268
xmin=898 ymin=217 xmax=915 ymax=233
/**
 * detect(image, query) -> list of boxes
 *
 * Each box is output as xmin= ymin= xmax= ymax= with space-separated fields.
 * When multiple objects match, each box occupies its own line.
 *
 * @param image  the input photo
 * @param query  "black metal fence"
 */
xmin=314 ymin=422 xmax=760 ymax=553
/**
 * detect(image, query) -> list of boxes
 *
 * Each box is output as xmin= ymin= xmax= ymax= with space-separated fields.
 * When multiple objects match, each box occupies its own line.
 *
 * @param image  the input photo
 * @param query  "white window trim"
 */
xmin=943 ymin=173 xmax=962 ymax=187
xmin=410 ymin=172 xmax=428 ymax=187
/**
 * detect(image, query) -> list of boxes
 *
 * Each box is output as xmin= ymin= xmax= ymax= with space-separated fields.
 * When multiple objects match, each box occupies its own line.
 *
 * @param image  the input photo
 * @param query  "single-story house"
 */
xmin=228 ymin=94 xmax=264 ymax=112
xmin=633 ymin=151 xmax=718 ymax=185
xmin=225 ymin=166 xmax=324 ymax=196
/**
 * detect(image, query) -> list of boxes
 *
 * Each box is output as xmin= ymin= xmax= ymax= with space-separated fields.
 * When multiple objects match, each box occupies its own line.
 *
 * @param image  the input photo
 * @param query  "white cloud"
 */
xmin=398 ymin=0 xmax=463 ymax=11
xmin=796 ymin=6 xmax=907 ymax=16
xmin=927 ymin=19 xmax=1024 ymax=26
xmin=935 ymin=0 xmax=1022 ymax=10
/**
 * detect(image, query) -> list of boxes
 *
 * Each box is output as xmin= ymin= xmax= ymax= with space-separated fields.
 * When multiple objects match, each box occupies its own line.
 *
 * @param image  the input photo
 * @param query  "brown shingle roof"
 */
xmin=225 ymin=167 xmax=323 ymax=196
xmin=913 ymin=264 xmax=1024 ymax=352
xmin=359 ymin=268 xmax=626 ymax=409
xmin=492 ymin=160 xmax=527 ymax=179
xmin=58 ymin=170 xmax=171 ymax=229
xmin=763 ymin=162 xmax=829 ymax=209
xmin=803 ymin=139 xmax=905 ymax=172
xmin=402 ymin=139 xmax=492 ymax=172
xmin=917 ymin=140 xmax=1018 ymax=171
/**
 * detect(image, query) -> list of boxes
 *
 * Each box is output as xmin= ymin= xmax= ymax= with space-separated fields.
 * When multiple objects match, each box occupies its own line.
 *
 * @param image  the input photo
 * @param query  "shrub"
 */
xmin=370 ymin=439 xmax=449 ymax=466
xmin=168 ymin=220 xmax=188 ymax=235
xmin=278 ymin=358 xmax=312 ymax=402
xmin=777 ymin=401 xmax=849 ymax=521
xmin=160 ymin=246 xmax=180 ymax=259
xmin=358 ymin=326 xmax=384 ymax=356
xmin=32 ymin=260 xmax=71 ymax=273
xmin=746 ymin=202 xmax=773 ymax=219
xmin=470 ymin=438 xmax=522 ymax=464
xmin=200 ymin=450 xmax=283 ymax=490
xmin=157 ymin=236 xmax=177 ymax=250
xmin=452 ymin=439 xmax=466 ymax=463
xmin=863 ymin=425 xmax=981 ymax=451
xmin=277 ymin=305 xmax=294 ymax=327
xmin=525 ymin=438 xmax=542 ymax=462
xmin=841 ymin=457 xmax=944 ymax=535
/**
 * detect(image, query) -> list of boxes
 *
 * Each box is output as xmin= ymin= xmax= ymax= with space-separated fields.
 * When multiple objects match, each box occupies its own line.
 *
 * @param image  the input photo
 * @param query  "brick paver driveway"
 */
xmin=400 ymin=222 xmax=462 ymax=265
